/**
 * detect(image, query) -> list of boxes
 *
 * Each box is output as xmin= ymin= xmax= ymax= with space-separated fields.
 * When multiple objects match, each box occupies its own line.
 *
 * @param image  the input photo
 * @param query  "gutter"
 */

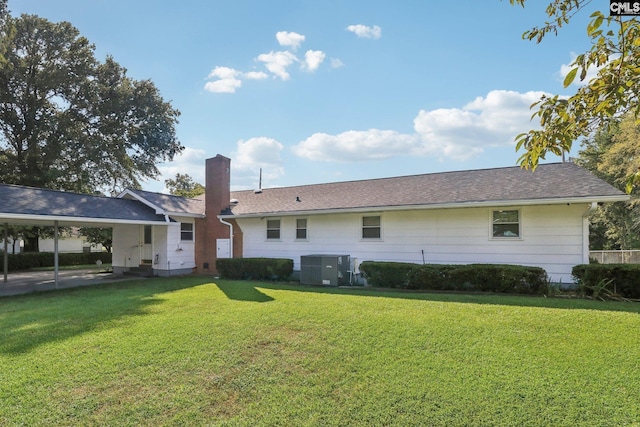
xmin=0 ymin=213 xmax=172 ymax=226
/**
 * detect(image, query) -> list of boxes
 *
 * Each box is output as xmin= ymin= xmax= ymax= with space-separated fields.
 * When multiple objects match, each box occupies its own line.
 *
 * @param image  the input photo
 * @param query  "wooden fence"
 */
xmin=589 ymin=250 xmax=640 ymax=264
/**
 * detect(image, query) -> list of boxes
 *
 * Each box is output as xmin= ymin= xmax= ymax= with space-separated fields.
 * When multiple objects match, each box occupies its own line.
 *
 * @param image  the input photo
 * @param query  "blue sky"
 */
xmin=11 ymin=0 xmax=595 ymax=192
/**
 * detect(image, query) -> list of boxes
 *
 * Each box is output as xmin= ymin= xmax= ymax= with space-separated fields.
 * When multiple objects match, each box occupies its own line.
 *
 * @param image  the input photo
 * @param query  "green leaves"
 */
xmin=0 ymin=14 xmax=182 ymax=194
xmin=509 ymin=1 xmax=640 ymax=180
xmin=165 ymin=173 xmax=205 ymax=198
xmin=563 ymin=67 xmax=578 ymax=87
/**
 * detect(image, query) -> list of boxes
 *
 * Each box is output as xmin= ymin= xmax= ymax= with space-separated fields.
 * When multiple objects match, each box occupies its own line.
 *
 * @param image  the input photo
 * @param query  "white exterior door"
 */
xmin=141 ymin=225 xmax=153 ymax=263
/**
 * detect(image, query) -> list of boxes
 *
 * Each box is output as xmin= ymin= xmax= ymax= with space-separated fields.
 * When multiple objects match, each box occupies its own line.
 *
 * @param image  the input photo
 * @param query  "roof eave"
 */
xmin=117 ymin=189 xmax=165 ymax=214
xmin=166 ymin=211 xmax=206 ymax=219
xmin=219 ymin=195 xmax=630 ymax=219
xmin=0 ymin=213 xmax=171 ymax=227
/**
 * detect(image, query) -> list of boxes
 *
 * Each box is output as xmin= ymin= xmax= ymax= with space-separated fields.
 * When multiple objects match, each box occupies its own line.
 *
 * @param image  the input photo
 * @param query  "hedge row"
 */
xmin=216 ymin=258 xmax=293 ymax=281
xmin=572 ymin=264 xmax=640 ymax=299
xmin=359 ymin=261 xmax=549 ymax=295
xmin=2 ymin=252 xmax=112 ymax=272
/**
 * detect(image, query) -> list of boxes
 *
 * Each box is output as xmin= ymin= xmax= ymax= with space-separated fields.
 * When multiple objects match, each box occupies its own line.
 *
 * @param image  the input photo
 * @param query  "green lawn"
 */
xmin=1 ymin=277 xmax=639 ymax=426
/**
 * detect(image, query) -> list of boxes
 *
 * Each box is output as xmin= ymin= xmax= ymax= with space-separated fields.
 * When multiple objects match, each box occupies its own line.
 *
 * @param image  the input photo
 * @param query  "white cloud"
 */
xmin=292 ymin=129 xmax=419 ymax=162
xmin=256 ymin=50 xmax=298 ymax=80
xmin=330 ymin=58 xmax=344 ymax=68
xmin=413 ymin=90 xmax=545 ymax=160
xmin=157 ymin=146 xmax=207 ymax=192
xmin=205 ymin=28 xmax=342 ymax=93
xmin=244 ymin=71 xmax=269 ymax=80
xmin=204 ymin=67 xmax=268 ymax=93
xmin=303 ymin=50 xmax=326 ymax=72
xmin=204 ymin=66 xmax=242 ymax=93
xmin=276 ymin=31 xmax=305 ymax=50
xmin=346 ymin=24 xmax=382 ymax=39
xmin=232 ymin=137 xmax=285 ymax=189
xmin=292 ymin=90 xmax=546 ymax=163
xmin=559 ymin=52 xmax=603 ymax=86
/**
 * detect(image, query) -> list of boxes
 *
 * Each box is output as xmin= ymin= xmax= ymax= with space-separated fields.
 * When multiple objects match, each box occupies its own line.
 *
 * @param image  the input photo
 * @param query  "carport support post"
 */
xmin=3 ymin=223 xmax=7 ymax=284
xmin=54 ymin=220 xmax=59 ymax=289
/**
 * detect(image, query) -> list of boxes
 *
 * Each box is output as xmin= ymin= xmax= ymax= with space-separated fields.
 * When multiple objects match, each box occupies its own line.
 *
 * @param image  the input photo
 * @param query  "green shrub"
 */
xmin=404 ymin=264 xmax=459 ymax=290
xmin=216 ymin=258 xmax=293 ymax=281
xmin=361 ymin=261 xmax=549 ymax=295
xmin=5 ymin=252 xmax=112 ymax=272
xmin=450 ymin=264 xmax=549 ymax=294
xmin=572 ymin=264 xmax=640 ymax=299
xmin=358 ymin=261 xmax=420 ymax=288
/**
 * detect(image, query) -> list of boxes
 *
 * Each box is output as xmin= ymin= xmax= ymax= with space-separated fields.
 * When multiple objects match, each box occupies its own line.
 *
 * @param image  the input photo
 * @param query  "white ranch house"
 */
xmin=0 ymin=154 xmax=629 ymax=284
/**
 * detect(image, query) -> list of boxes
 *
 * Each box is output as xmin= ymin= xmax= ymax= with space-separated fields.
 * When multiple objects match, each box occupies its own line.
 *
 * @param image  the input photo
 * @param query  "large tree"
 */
xmin=510 ymin=0 xmax=640 ymax=189
xmin=575 ymin=114 xmax=640 ymax=249
xmin=0 ymin=14 xmax=182 ymax=194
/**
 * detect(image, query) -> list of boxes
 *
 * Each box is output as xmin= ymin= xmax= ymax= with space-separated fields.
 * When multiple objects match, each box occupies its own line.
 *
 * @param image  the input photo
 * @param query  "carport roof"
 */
xmin=0 ymin=183 xmax=169 ymax=226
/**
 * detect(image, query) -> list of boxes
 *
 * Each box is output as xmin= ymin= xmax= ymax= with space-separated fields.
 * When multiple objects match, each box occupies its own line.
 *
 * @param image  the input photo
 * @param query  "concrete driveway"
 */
xmin=0 ymin=268 xmax=139 ymax=297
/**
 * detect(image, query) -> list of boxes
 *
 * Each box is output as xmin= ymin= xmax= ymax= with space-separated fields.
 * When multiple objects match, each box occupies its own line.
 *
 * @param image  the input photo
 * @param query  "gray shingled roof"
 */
xmin=226 ymin=162 xmax=628 ymax=217
xmin=0 ymin=184 xmax=168 ymax=223
xmin=123 ymin=189 xmax=205 ymax=216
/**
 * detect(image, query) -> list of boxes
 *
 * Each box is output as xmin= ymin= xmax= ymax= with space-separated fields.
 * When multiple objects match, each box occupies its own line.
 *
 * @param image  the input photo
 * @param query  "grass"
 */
xmin=1 ymin=277 xmax=639 ymax=426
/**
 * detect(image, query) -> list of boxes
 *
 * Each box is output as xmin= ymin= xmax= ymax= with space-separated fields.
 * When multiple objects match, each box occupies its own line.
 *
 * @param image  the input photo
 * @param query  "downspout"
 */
xmin=582 ymin=202 xmax=598 ymax=264
xmin=219 ymin=218 xmax=234 ymax=258
xmin=3 ymin=223 xmax=7 ymax=284
xmin=54 ymin=220 xmax=59 ymax=289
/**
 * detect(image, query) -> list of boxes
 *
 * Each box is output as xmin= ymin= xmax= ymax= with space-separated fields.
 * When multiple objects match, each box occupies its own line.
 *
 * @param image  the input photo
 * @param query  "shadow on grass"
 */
xmin=240 ymin=280 xmax=640 ymax=315
xmin=215 ymin=281 xmax=274 ymax=302
xmin=0 ymin=276 xmax=213 ymax=355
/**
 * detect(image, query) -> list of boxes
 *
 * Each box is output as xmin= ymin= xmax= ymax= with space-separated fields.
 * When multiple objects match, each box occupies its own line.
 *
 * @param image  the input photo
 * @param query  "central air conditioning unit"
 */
xmin=300 ymin=254 xmax=350 ymax=286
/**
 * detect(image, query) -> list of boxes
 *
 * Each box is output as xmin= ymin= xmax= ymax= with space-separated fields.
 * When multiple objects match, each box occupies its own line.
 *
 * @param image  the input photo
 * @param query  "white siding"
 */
xmin=158 ymin=217 xmax=196 ymax=275
xmin=236 ymin=204 xmax=589 ymax=283
xmin=111 ymin=219 xmax=196 ymax=276
xmin=112 ymin=224 xmax=141 ymax=270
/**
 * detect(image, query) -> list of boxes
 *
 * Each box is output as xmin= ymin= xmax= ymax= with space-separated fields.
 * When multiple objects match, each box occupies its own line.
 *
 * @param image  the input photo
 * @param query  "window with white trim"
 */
xmin=296 ymin=218 xmax=307 ymax=240
xmin=362 ymin=215 xmax=381 ymax=239
xmin=492 ymin=210 xmax=520 ymax=238
xmin=267 ymin=219 xmax=281 ymax=240
xmin=180 ymin=223 xmax=194 ymax=241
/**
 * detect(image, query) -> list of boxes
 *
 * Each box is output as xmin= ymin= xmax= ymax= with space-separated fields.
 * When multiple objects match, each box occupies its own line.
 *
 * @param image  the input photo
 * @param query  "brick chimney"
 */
xmin=195 ymin=154 xmax=233 ymax=274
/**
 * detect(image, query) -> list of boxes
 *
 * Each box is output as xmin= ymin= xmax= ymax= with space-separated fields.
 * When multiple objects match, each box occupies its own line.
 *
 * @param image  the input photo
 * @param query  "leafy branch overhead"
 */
xmin=509 ymin=0 xmax=640 ymax=191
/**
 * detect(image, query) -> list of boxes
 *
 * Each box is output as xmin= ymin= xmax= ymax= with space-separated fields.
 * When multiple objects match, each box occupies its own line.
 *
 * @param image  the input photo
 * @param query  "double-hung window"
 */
xmin=362 ymin=215 xmax=381 ymax=239
xmin=492 ymin=210 xmax=520 ymax=238
xmin=296 ymin=218 xmax=307 ymax=240
xmin=180 ymin=223 xmax=194 ymax=241
xmin=267 ymin=219 xmax=281 ymax=240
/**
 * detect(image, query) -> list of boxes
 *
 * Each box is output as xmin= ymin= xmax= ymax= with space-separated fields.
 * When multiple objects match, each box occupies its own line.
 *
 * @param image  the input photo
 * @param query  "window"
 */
xmin=144 ymin=225 xmax=152 ymax=244
xmin=267 ymin=219 xmax=281 ymax=240
xmin=296 ymin=218 xmax=307 ymax=240
xmin=180 ymin=223 xmax=194 ymax=241
xmin=492 ymin=210 xmax=520 ymax=238
xmin=362 ymin=215 xmax=381 ymax=239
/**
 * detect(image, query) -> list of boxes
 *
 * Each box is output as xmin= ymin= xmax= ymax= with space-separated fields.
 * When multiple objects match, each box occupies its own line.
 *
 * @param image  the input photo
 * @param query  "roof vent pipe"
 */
xmin=254 ymin=168 xmax=263 ymax=194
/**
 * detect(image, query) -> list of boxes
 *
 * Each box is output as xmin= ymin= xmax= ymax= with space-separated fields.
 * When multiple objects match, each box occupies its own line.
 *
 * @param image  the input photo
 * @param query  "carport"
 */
xmin=1 ymin=184 xmax=171 ymax=289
